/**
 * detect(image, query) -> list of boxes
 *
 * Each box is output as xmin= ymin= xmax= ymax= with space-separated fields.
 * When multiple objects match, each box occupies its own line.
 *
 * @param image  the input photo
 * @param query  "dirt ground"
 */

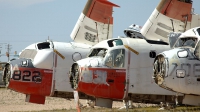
xmin=0 ymin=88 xmax=126 ymax=112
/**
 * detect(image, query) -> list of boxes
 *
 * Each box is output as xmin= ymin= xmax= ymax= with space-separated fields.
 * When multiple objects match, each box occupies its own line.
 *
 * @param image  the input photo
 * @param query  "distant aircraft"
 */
xmin=2 ymin=0 xmax=119 ymax=104
xmin=153 ymin=27 xmax=200 ymax=106
xmin=69 ymin=0 xmax=200 ymax=109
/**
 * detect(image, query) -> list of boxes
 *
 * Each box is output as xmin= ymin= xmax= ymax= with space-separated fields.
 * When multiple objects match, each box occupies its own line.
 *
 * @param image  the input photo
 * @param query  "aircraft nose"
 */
xmin=69 ymin=63 xmax=80 ymax=90
xmin=153 ymin=54 xmax=167 ymax=85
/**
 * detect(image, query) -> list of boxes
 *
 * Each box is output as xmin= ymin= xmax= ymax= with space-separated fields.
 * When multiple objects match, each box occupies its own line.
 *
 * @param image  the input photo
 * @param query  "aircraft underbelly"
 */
xmin=78 ymin=68 xmax=126 ymax=99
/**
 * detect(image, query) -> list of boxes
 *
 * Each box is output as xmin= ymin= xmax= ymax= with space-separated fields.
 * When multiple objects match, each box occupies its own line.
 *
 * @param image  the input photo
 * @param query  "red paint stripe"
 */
xmin=8 ymin=67 xmax=53 ymax=96
xmin=78 ymin=68 xmax=125 ymax=99
xmin=26 ymin=94 xmax=45 ymax=104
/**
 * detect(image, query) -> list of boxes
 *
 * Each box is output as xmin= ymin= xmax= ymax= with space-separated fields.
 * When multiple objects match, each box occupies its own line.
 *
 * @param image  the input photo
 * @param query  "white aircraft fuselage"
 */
xmin=3 ymin=41 xmax=91 ymax=104
xmin=153 ymin=27 xmax=200 ymax=106
xmin=69 ymin=38 xmax=183 ymax=108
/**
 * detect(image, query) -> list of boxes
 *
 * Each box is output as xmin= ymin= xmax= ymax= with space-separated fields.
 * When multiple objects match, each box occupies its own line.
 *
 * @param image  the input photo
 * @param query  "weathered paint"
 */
xmin=77 ymin=67 xmax=126 ymax=99
xmin=153 ymin=27 xmax=200 ymax=105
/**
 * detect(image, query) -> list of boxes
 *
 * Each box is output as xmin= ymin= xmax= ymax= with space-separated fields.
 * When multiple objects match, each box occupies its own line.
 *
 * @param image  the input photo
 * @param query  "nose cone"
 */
xmin=3 ymin=58 xmax=53 ymax=96
xmin=3 ymin=58 xmax=35 ymax=88
xmin=69 ymin=57 xmax=104 ymax=90
xmin=153 ymin=54 xmax=167 ymax=85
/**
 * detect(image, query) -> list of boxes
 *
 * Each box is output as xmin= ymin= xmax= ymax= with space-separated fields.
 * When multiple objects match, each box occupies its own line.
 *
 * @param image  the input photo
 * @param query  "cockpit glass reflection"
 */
xmin=88 ymin=48 xmax=107 ymax=58
xmin=105 ymin=49 xmax=125 ymax=68
xmin=107 ymin=39 xmax=123 ymax=47
xmin=174 ymin=37 xmax=197 ymax=48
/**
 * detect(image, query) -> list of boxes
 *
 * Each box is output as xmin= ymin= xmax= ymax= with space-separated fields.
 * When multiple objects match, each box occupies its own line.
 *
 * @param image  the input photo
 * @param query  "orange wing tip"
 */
xmin=97 ymin=0 xmax=120 ymax=7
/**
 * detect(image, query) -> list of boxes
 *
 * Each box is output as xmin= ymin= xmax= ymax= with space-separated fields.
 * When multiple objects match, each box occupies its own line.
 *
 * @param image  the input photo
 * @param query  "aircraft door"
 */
xmin=104 ymin=49 xmax=126 ymax=99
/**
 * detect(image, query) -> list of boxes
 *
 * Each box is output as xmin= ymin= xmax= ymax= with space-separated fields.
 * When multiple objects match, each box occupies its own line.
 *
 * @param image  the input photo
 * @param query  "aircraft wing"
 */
xmin=141 ymin=0 xmax=200 ymax=43
xmin=70 ymin=0 xmax=119 ymax=46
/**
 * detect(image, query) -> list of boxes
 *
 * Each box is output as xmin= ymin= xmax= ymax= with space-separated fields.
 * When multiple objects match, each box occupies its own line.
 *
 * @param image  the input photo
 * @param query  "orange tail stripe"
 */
xmin=157 ymin=0 xmax=192 ymax=21
xmin=83 ymin=0 xmax=119 ymax=24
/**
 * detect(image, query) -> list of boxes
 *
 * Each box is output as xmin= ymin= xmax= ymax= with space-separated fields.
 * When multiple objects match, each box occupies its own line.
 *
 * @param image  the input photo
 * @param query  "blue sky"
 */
xmin=0 ymin=0 xmax=200 ymax=62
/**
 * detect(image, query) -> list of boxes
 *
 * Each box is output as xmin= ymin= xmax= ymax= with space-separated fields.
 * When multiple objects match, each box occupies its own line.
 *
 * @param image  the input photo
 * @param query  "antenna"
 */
xmin=5 ymin=44 xmax=11 ymax=61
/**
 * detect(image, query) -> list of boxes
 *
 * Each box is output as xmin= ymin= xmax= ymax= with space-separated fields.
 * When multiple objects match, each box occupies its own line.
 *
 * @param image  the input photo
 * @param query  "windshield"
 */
xmin=19 ymin=49 xmax=37 ymax=59
xmin=174 ymin=37 xmax=197 ymax=48
xmin=104 ymin=49 xmax=125 ymax=68
xmin=88 ymin=48 xmax=107 ymax=58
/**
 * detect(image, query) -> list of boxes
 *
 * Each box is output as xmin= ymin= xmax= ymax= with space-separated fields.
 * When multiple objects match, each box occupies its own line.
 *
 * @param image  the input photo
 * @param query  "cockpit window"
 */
xmin=107 ymin=39 xmax=123 ymax=47
xmin=174 ymin=37 xmax=197 ymax=48
xmin=37 ymin=42 xmax=50 ymax=50
xmin=88 ymin=48 xmax=107 ymax=58
xmin=104 ymin=49 xmax=125 ymax=68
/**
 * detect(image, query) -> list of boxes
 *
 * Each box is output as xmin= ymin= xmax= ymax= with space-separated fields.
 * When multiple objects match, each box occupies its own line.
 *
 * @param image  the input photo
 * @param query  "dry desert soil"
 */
xmin=0 ymin=88 xmax=130 ymax=112
xmin=2 ymin=88 xmax=199 ymax=112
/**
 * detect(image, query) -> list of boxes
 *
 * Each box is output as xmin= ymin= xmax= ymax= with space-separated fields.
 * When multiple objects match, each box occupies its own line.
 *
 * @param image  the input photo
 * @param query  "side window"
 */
xmin=107 ymin=39 xmax=123 ymax=47
xmin=194 ymin=41 xmax=200 ymax=59
xmin=37 ymin=42 xmax=50 ymax=50
xmin=105 ymin=49 xmax=125 ymax=68
xmin=149 ymin=51 xmax=156 ymax=58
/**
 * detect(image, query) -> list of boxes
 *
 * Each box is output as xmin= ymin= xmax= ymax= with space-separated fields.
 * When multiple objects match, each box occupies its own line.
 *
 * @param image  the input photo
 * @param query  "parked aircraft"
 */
xmin=153 ymin=27 xmax=200 ymax=106
xmin=2 ymin=0 xmax=119 ymax=104
xmin=69 ymin=0 xmax=200 ymax=108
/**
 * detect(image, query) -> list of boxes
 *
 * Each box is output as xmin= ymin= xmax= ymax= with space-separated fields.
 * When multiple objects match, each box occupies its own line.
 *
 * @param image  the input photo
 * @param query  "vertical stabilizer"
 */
xmin=141 ymin=0 xmax=200 ymax=43
xmin=70 ymin=0 xmax=119 ymax=46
